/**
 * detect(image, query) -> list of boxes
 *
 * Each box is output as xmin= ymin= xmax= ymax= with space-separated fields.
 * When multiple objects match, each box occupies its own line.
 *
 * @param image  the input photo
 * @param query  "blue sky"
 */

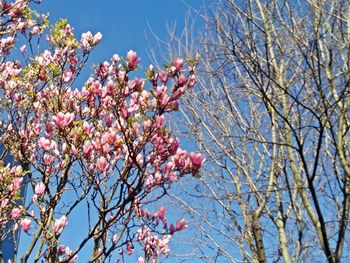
xmin=37 ymin=0 xmax=206 ymax=70
xmin=17 ymin=1 xmax=208 ymax=262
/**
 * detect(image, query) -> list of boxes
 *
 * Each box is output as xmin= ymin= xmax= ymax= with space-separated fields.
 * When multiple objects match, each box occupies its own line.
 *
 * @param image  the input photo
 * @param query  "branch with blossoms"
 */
xmin=0 ymin=1 xmax=204 ymax=263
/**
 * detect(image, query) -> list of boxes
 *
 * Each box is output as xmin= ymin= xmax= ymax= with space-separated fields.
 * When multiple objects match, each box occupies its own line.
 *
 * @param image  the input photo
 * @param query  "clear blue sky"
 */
xmin=37 ymin=0 xmax=206 ymax=70
xmin=18 ymin=1 xmax=208 ymax=262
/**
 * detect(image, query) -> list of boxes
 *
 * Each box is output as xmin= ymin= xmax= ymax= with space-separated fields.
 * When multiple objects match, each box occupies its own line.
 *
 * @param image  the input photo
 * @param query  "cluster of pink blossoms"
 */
xmin=0 ymin=1 xmax=204 ymax=262
xmin=132 ymin=206 xmax=189 ymax=262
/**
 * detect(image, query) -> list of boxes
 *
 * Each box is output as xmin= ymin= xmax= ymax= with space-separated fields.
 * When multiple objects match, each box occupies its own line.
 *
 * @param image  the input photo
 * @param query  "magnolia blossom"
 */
xmin=0 ymin=10 xmax=202 ymax=261
xmin=38 ymin=137 xmax=57 ymax=152
xmin=20 ymin=45 xmax=26 ymax=54
xmin=35 ymin=182 xmax=45 ymax=195
xmin=127 ymin=50 xmax=140 ymax=69
xmin=11 ymin=207 xmax=21 ymax=219
xmin=20 ymin=218 xmax=32 ymax=233
xmin=97 ymin=156 xmax=108 ymax=173
xmin=53 ymin=215 xmax=68 ymax=234
xmin=176 ymin=218 xmax=187 ymax=231
xmin=171 ymin=58 xmax=184 ymax=73
xmin=190 ymin=153 xmax=205 ymax=172
xmin=169 ymin=218 xmax=187 ymax=235
xmin=126 ymin=241 xmax=134 ymax=255
xmin=93 ymin=32 xmax=103 ymax=44
xmin=12 ymin=177 xmax=23 ymax=190
xmin=80 ymin=31 xmax=102 ymax=51
xmin=52 ymin=112 xmax=75 ymax=127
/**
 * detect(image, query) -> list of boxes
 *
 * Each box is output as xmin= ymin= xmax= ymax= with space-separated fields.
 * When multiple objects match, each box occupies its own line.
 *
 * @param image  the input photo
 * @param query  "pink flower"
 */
xmin=30 ymin=26 xmax=40 ymax=35
xmin=20 ymin=218 xmax=32 ymax=233
xmin=63 ymin=70 xmax=73 ymax=82
xmin=52 ymin=112 xmax=75 ymax=127
xmin=175 ymin=218 xmax=187 ymax=231
xmin=169 ymin=218 xmax=187 ymax=235
xmin=97 ymin=156 xmax=108 ymax=173
xmin=83 ymin=141 xmax=94 ymax=157
xmin=71 ymin=144 xmax=78 ymax=156
xmin=155 ymin=115 xmax=165 ymax=128
xmin=65 ymin=246 xmax=72 ymax=256
xmin=11 ymin=207 xmax=22 ymax=219
xmin=20 ymin=45 xmax=26 ymax=54
xmin=155 ymin=207 xmax=166 ymax=220
xmin=12 ymin=177 xmax=23 ymax=190
xmin=80 ymin=31 xmax=93 ymax=51
xmin=45 ymin=122 xmax=55 ymax=133
xmin=35 ymin=182 xmax=45 ymax=195
xmin=127 ymin=50 xmax=140 ymax=69
xmin=43 ymin=154 xmax=56 ymax=166
xmin=80 ymin=31 xmax=102 ymax=51
xmin=57 ymin=245 xmax=65 ymax=255
xmin=53 ymin=215 xmax=67 ymax=234
xmin=171 ymin=58 xmax=184 ymax=72
xmin=126 ymin=241 xmax=133 ymax=255
xmin=169 ymin=224 xmax=175 ymax=235
xmin=83 ymin=122 xmax=93 ymax=134
xmin=93 ymin=32 xmax=102 ymax=45
xmin=38 ymin=137 xmax=57 ymax=152
xmin=188 ymin=74 xmax=196 ymax=87
xmin=158 ymin=70 xmax=168 ymax=83
xmin=190 ymin=153 xmax=205 ymax=172
xmin=137 ymin=257 xmax=145 ymax=263
xmin=155 ymin=206 xmax=167 ymax=227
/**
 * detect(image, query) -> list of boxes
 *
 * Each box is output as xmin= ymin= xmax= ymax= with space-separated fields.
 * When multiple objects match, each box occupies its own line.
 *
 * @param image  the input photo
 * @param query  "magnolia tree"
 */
xmin=0 ymin=1 xmax=204 ymax=262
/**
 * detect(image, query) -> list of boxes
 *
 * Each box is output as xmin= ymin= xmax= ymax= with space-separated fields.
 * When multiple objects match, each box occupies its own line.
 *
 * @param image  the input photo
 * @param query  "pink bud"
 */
xmin=45 ymin=122 xmax=55 ymax=133
xmin=20 ymin=45 xmax=26 ymax=54
xmin=38 ymin=137 xmax=50 ymax=150
xmin=52 ymin=112 xmax=75 ymax=127
xmin=63 ymin=70 xmax=73 ymax=82
xmin=126 ymin=241 xmax=133 ymax=255
xmin=158 ymin=70 xmax=168 ymax=83
xmin=1 ymin=199 xmax=8 ymax=209
xmin=35 ymin=182 xmax=45 ymax=195
xmin=20 ymin=218 xmax=32 ymax=233
xmin=154 ymin=206 xmax=166 ymax=221
xmin=175 ymin=218 xmax=187 ymax=231
xmin=93 ymin=32 xmax=103 ymax=45
xmin=126 ymin=50 xmax=140 ymax=69
xmin=57 ymin=245 xmax=65 ymax=255
xmin=83 ymin=122 xmax=93 ymax=134
xmin=177 ymin=75 xmax=187 ymax=86
xmin=12 ymin=177 xmax=23 ymax=190
xmin=53 ymin=215 xmax=68 ymax=234
xmin=97 ymin=156 xmax=108 ymax=173
xmin=190 ymin=153 xmax=205 ymax=172
xmin=172 ymin=58 xmax=184 ymax=72
xmin=65 ymin=246 xmax=72 ymax=256
xmin=155 ymin=85 xmax=166 ymax=97
xmin=155 ymin=115 xmax=165 ymax=128
xmin=11 ymin=207 xmax=22 ymax=219
xmin=71 ymin=145 xmax=78 ymax=156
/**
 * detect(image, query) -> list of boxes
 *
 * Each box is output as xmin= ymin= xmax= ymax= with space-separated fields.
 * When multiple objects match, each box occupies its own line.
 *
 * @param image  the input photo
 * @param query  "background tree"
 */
xmin=0 ymin=1 xmax=203 ymax=262
xmin=159 ymin=0 xmax=350 ymax=262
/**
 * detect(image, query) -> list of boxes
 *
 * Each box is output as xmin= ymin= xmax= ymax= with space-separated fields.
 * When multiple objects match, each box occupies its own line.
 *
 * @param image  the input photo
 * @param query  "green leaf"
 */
xmin=193 ymin=173 xmax=201 ymax=179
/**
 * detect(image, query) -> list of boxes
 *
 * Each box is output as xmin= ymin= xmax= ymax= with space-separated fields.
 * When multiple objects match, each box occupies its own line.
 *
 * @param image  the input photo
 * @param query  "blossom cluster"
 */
xmin=0 ymin=1 xmax=204 ymax=262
